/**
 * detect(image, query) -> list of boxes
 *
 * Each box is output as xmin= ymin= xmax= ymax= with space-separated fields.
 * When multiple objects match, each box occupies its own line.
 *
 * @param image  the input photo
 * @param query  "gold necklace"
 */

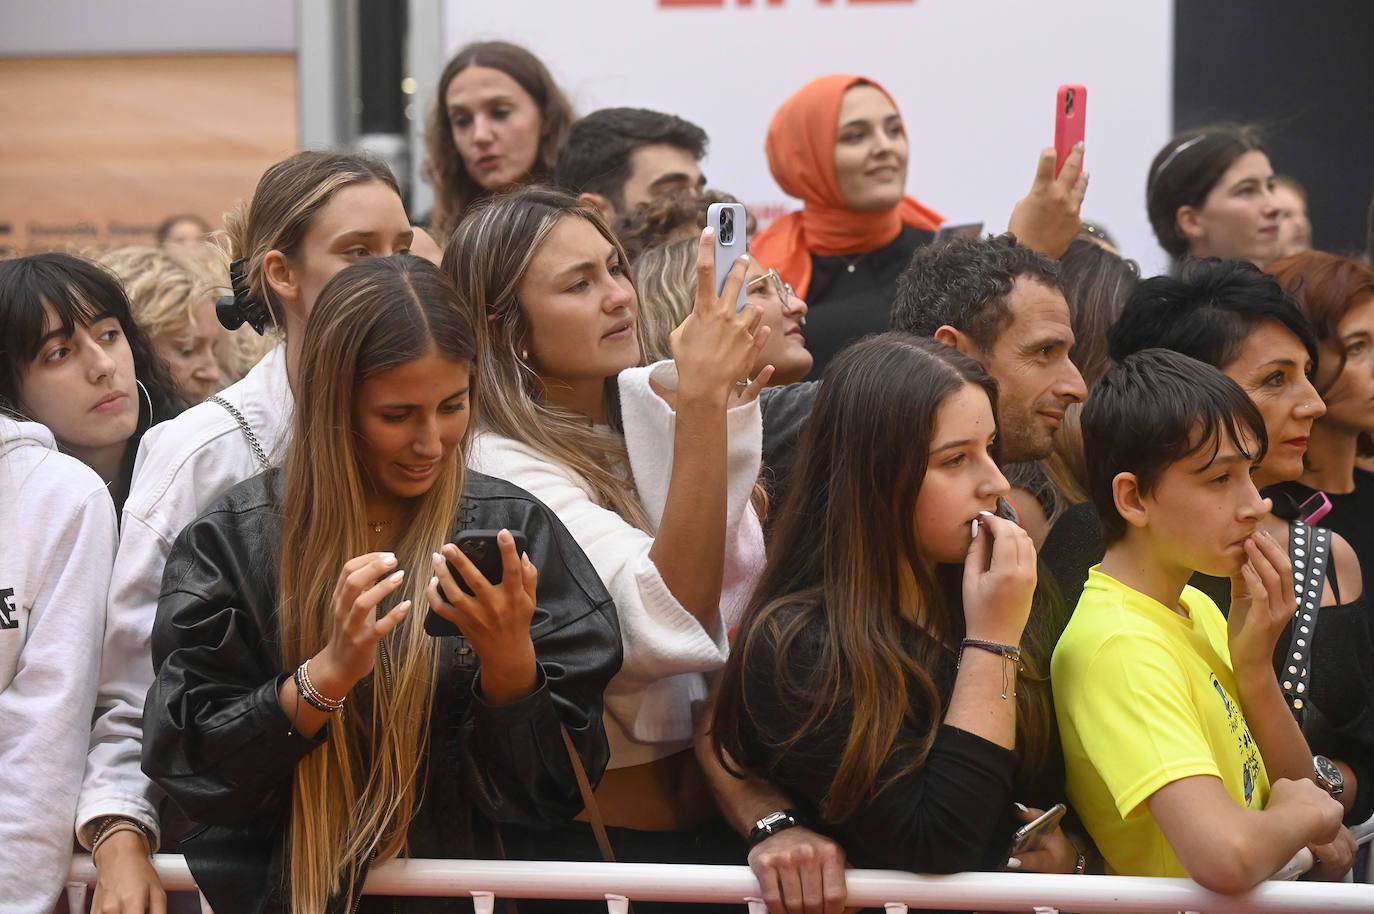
xmin=367 ymin=519 xmax=392 ymax=535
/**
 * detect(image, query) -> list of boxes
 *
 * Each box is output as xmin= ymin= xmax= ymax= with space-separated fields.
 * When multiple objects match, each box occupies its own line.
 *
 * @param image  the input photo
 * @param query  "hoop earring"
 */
xmin=137 ymin=378 xmax=153 ymax=420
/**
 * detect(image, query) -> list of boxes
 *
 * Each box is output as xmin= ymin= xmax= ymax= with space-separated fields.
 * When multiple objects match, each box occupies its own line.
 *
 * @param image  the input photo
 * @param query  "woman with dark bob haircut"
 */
xmin=1146 ymin=123 xmax=1281 ymax=268
xmin=424 ymin=40 xmax=574 ymax=240
xmin=0 ymin=253 xmax=183 ymax=512
xmin=712 ymin=333 xmax=1079 ymax=877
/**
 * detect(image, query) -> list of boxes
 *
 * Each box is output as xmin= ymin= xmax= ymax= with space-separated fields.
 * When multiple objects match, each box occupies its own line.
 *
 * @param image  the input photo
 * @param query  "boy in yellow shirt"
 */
xmin=1052 ymin=349 xmax=1343 ymax=891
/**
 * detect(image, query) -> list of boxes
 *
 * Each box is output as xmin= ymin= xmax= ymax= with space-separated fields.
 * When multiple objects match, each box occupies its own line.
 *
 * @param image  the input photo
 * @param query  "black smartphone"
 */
xmin=424 ymin=529 xmax=528 ymax=637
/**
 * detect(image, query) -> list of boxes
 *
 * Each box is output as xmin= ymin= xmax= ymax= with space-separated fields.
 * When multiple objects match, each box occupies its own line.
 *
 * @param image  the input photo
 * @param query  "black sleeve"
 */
xmin=142 ymin=507 xmax=324 ymax=827
xmin=737 ymin=618 xmax=1019 ymax=873
xmin=758 ymin=381 xmax=820 ymax=522
xmin=1039 ymin=501 xmax=1106 ymax=614
xmin=446 ymin=481 xmax=623 ymax=829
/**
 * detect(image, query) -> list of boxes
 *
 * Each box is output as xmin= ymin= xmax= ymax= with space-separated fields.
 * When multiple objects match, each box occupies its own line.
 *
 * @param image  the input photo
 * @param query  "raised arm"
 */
xmin=647 ymin=228 xmax=770 ymax=629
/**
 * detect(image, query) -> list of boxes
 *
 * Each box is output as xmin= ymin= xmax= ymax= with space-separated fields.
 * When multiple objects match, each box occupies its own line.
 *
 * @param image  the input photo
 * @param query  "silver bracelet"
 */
xmin=295 ymin=659 xmax=345 ymax=712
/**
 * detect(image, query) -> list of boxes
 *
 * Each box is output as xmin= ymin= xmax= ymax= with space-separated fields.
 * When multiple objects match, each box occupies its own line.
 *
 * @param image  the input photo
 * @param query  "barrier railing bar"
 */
xmin=65 ymin=856 xmax=1374 ymax=913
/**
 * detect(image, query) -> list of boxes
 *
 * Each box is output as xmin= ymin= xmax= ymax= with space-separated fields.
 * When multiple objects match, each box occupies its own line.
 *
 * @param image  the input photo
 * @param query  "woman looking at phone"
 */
xmin=711 ymin=334 xmax=1077 ymax=875
xmin=424 ymin=40 xmax=574 ymax=240
xmin=1146 ymin=123 xmax=1281 ymax=268
xmin=444 ymin=186 xmax=773 ymax=872
xmin=142 ymin=255 xmax=619 ymax=913
xmin=77 ymin=150 xmax=415 ymax=914
xmin=0 ymin=253 xmax=183 ymax=513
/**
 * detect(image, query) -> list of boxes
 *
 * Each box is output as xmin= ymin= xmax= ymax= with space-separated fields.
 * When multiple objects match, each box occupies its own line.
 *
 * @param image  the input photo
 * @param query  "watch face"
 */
xmin=1314 ymin=755 xmax=1344 ymax=794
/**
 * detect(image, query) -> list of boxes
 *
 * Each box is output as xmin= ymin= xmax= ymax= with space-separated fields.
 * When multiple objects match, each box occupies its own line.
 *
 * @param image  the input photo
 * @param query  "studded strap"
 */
xmin=1281 ymin=521 xmax=1330 ymax=727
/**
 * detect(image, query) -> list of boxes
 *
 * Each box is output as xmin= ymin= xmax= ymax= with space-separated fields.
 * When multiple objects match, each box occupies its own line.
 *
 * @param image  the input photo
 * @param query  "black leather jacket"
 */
xmin=142 ymin=470 xmax=622 ymax=913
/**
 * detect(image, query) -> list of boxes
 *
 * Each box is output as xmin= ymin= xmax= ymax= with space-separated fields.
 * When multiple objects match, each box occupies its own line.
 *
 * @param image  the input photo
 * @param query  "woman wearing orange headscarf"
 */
xmin=755 ymin=73 xmax=1088 ymax=379
xmin=753 ymin=74 xmax=941 ymax=378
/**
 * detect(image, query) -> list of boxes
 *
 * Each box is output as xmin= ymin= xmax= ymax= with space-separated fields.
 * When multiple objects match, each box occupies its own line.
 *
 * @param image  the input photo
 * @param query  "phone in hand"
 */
xmin=1054 ymin=84 xmax=1086 ymax=178
xmin=707 ymin=202 xmax=748 ymax=312
xmin=424 ymin=529 xmax=529 ymax=637
xmin=1007 ymin=802 xmax=1066 ymax=859
xmin=934 ymin=220 xmax=984 ymax=243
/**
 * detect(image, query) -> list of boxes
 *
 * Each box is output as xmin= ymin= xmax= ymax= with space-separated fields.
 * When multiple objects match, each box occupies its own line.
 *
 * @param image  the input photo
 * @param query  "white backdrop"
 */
xmin=442 ymin=0 xmax=1174 ymax=276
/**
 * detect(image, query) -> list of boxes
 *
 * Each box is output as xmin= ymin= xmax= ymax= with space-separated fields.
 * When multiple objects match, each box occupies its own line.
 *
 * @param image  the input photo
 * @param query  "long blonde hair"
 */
xmin=441 ymin=186 xmax=653 ymax=530
xmin=277 ymin=255 xmax=477 ymax=913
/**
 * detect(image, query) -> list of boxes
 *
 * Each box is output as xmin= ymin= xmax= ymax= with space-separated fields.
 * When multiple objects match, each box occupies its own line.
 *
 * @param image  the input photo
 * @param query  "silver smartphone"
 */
xmin=707 ymin=202 xmax=748 ymax=312
xmin=935 ymin=220 xmax=984 ymax=243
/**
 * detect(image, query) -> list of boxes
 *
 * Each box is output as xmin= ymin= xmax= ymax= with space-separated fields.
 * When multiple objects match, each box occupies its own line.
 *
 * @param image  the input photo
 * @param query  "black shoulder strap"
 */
xmin=1282 ymin=521 xmax=1331 ymax=728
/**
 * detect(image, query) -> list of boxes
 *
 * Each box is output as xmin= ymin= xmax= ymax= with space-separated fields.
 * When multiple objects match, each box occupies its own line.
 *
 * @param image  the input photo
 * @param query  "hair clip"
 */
xmin=216 ymin=257 xmax=271 ymax=334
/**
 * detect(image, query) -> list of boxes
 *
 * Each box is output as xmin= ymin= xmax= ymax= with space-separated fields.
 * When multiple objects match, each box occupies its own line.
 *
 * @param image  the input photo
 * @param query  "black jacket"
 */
xmin=142 ymin=470 xmax=622 ymax=913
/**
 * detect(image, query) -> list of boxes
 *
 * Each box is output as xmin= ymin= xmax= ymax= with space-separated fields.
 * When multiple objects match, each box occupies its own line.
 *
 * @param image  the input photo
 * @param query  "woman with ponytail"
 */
xmin=76 ymin=150 xmax=415 ymax=913
xmin=143 ymin=255 xmax=619 ymax=913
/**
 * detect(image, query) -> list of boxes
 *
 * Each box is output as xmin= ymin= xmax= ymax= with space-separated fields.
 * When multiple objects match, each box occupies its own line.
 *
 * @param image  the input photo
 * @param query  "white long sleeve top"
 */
xmin=0 ymin=417 xmax=119 ymax=913
xmin=76 ymin=343 xmax=292 ymax=846
xmin=467 ymin=361 xmax=765 ymax=769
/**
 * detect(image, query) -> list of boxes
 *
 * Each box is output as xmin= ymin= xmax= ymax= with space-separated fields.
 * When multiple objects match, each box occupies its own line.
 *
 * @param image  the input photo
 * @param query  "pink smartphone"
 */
xmin=1298 ymin=492 xmax=1332 ymax=526
xmin=1055 ymin=84 xmax=1086 ymax=178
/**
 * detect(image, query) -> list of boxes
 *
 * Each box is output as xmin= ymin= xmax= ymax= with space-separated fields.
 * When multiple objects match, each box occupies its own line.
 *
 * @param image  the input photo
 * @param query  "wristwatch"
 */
xmin=748 ymin=809 xmax=803 ymax=848
xmin=1313 ymin=755 xmax=1344 ymax=799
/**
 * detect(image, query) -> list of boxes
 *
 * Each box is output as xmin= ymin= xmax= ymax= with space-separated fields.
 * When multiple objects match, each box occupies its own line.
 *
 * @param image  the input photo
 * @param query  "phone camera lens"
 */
xmin=719 ymin=209 xmax=734 ymax=244
xmin=1064 ymin=89 xmax=1075 ymax=115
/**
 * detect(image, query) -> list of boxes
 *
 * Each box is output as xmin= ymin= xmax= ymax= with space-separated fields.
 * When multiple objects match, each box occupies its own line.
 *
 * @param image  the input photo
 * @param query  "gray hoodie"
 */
xmin=0 ymin=416 xmax=118 ymax=913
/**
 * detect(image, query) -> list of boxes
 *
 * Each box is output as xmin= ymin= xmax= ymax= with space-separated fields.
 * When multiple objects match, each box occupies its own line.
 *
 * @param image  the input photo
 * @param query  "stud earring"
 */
xmin=520 ymin=348 xmax=529 ymax=361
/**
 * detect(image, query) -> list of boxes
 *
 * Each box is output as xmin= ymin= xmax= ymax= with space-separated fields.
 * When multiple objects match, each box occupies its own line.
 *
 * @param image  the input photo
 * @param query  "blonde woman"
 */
xmin=143 ymin=255 xmax=619 ymax=913
xmin=97 ymin=245 xmax=224 ymax=403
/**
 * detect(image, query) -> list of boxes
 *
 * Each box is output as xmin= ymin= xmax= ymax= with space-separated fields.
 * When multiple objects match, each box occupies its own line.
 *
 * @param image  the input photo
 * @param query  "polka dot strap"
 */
xmin=1282 ymin=521 xmax=1329 ymax=728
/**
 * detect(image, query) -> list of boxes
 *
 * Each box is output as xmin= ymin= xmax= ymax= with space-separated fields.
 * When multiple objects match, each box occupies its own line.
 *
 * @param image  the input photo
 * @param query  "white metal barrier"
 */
xmin=65 ymin=856 xmax=1374 ymax=913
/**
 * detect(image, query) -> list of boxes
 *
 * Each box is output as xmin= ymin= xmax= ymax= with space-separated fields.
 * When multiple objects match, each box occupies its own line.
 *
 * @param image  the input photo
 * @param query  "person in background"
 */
xmin=0 ymin=253 xmax=184 ymax=514
xmin=155 ymin=213 xmax=210 ymax=254
xmin=0 ymin=415 xmax=119 ymax=914
xmin=77 ymin=150 xmax=413 ymax=914
xmin=97 ymin=246 xmax=223 ymax=404
xmin=423 ymin=40 xmax=574 ymax=240
xmin=754 ymin=73 xmax=1088 ymax=380
xmin=555 ymin=107 xmax=708 ymax=227
xmin=1266 ymin=251 xmax=1374 ymax=588
xmin=1146 ymin=123 xmax=1281 ymax=269
xmin=1272 ymin=175 xmax=1313 ymax=260
xmin=1005 ymin=234 xmax=1140 ymax=539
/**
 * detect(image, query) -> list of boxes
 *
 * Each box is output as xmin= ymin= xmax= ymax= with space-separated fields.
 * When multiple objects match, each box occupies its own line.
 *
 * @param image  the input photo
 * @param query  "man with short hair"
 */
xmin=891 ymin=233 xmax=1087 ymax=465
xmin=555 ymin=107 xmax=708 ymax=223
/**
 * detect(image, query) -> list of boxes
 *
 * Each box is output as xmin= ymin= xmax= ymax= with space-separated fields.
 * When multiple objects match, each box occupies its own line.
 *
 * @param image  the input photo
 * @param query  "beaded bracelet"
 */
xmin=89 ymin=815 xmax=154 ymax=855
xmin=958 ymin=639 xmax=1024 ymax=699
xmin=295 ymin=659 xmax=346 ymax=713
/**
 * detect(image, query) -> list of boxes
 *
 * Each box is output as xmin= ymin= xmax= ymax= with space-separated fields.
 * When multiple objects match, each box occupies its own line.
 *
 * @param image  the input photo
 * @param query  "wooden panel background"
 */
xmin=0 ymin=54 xmax=298 ymax=256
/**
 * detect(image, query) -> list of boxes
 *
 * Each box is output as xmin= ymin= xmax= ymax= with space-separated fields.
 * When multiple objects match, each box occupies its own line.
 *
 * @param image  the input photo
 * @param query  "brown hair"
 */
xmin=424 ymin=41 xmax=574 ymax=241
xmin=712 ymin=333 xmax=1054 ymax=822
xmin=1146 ymin=123 xmax=1266 ymax=260
xmin=1266 ymin=250 xmax=1374 ymax=394
xmin=221 ymin=151 xmax=400 ymax=330
xmin=278 ymin=255 xmax=476 ymax=913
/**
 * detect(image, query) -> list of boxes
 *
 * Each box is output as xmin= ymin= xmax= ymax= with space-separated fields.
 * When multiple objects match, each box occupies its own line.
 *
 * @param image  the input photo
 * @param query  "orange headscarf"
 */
xmin=753 ymin=74 xmax=943 ymax=299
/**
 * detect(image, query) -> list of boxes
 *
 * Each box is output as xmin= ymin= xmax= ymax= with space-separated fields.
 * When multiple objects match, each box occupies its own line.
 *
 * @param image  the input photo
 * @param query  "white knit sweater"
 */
xmin=468 ymin=361 xmax=765 ymax=768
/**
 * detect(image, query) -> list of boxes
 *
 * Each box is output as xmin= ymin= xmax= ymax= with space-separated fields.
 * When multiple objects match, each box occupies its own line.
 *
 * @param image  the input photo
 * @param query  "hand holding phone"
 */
xmin=1054 ymin=84 xmax=1086 ymax=178
xmin=425 ymin=528 xmax=530 ymax=637
xmin=1007 ymin=802 xmax=1067 ymax=860
xmin=707 ymin=203 xmax=748 ymax=312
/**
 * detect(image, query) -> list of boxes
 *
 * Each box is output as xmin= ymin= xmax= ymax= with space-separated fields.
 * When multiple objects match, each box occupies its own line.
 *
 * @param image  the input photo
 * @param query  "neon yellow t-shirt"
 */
xmin=1052 ymin=566 xmax=1269 ymax=877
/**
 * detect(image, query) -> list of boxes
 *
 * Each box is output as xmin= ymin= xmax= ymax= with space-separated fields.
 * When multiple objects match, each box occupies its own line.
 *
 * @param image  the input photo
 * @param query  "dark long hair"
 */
xmin=712 ymin=333 xmax=1054 ymax=822
xmin=0 ymin=253 xmax=184 ymax=503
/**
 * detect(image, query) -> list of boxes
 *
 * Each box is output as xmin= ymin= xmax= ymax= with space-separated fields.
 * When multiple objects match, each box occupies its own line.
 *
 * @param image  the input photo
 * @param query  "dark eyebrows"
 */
xmin=930 ymin=438 xmax=975 ymax=454
xmin=380 ymin=387 xmax=470 ymax=410
xmin=38 ymin=311 xmax=116 ymax=347
xmin=648 ymin=172 xmax=693 ymax=191
xmin=1190 ymin=450 xmax=1250 ymax=474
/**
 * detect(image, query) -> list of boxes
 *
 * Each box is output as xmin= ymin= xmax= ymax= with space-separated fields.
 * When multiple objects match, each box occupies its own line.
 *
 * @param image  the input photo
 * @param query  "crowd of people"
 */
xmin=3 ymin=37 xmax=1374 ymax=914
